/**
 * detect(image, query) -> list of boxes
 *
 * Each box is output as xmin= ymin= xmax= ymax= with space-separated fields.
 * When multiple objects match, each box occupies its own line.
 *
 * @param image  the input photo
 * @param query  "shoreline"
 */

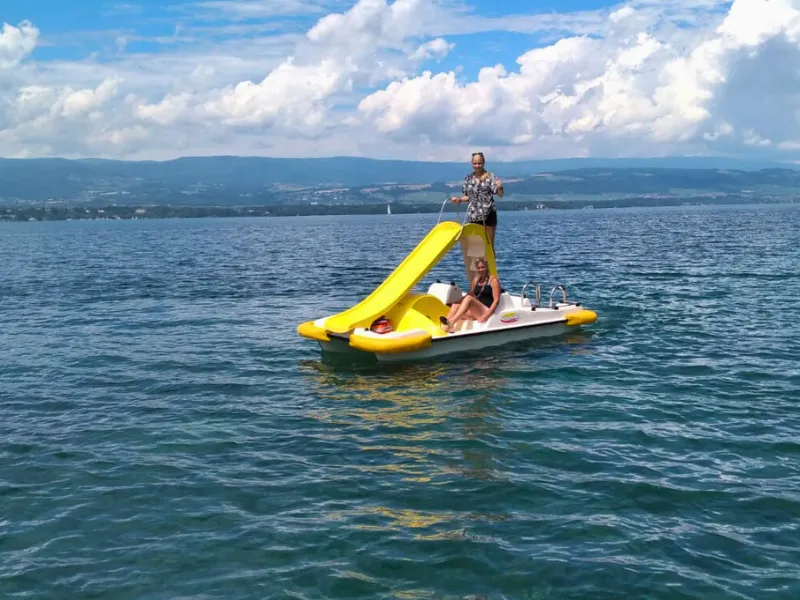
xmin=1 ymin=196 xmax=797 ymax=222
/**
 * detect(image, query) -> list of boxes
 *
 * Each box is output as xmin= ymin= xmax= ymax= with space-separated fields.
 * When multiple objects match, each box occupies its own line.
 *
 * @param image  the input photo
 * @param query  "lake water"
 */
xmin=1 ymin=204 xmax=799 ymax=599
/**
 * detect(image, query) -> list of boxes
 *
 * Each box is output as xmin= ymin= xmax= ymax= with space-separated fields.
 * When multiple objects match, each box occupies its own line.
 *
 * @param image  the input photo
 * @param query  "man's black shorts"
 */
xmin=470 ymin=209 xmax=497 ymax=227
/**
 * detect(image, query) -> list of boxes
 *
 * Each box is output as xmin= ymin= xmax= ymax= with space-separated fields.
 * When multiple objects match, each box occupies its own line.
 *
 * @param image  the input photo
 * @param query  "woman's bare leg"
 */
xmin=467 ymin=303 xmax=490 ymax=322
xmin=447 ymin=296 xmax=479 ymax=332
xmin=441 ymin=301 xmax=463 ymax=331
xmin=451 ymin=301 xmax=492 ymax=331
xmin=445 ymin=301 xmax=462 ymax=323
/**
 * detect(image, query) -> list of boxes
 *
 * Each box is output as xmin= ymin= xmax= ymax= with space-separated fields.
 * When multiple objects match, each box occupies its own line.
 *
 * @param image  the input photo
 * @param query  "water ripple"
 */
xmin=1 ymin=205 xmax=799 ymax=599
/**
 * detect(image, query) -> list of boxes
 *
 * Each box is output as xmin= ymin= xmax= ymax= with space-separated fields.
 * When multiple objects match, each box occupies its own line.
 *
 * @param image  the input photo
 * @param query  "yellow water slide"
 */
xmin=322 ymin=220 xmax=464 ymax=333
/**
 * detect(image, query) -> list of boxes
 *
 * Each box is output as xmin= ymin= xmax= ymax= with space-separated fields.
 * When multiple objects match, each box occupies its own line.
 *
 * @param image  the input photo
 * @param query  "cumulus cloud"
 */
xmin=195 ymin=0 xmax=449 ymax=131
xmin=2 ymin=0 xmax=800 ymax=160
xmin=202 ymin=59 xmax=346 ymax=132
xmin=134 ymin=92 xmax=193 ymax=125
xmin=0 ymin=21 xmax=38 ymax=69
xmin=410 ymin=38 xmax=454 ymax=61
xmin=10 ymin=78 xmax=121 ymax=126
xmin=357 ymin=0 xmax=800 ymax=158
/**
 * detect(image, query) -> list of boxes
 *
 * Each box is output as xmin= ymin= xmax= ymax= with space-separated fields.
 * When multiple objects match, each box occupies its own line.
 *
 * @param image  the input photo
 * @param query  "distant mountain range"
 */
xmin=1 ymin=155 xmax=799 ymax=205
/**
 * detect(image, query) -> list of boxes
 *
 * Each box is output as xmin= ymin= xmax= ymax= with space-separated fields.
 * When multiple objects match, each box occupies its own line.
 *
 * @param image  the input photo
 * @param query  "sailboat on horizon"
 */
xmin=387 ymin=204 xmax=392 ymax=215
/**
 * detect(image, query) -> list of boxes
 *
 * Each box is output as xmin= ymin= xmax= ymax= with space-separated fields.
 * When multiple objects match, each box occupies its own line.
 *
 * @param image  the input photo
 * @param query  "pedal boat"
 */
xmin=297 ymin=214 xmax=597 ymax=363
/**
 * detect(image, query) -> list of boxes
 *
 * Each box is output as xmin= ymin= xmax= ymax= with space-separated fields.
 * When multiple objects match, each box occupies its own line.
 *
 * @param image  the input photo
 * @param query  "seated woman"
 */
xmin=440 ymin=258 xmax=500 ymax=333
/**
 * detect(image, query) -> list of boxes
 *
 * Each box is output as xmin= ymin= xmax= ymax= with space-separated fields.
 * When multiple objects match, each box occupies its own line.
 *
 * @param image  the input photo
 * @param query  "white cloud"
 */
xmin=2 ymin=0 xmax=800 ymax=161
xmin=92 ymin=124 xmax=150 ymax=146
xmin=193 ymin=0 xmax=448 ymax=131
xmin=410 ymin=37 xmax=454 ymax=60
xmin=202 ymin=59 xmax=346 ymax=132
xmin=186 ymin=0 xmax=342 ymax=20
xmin=61 ymin=77 xmax=121 ymax=117
xmin=357 ymin=0 xmax=800 ymax=159
xmin=610 ymin=6 xmax=635 ymax=22
xmin=13 ymin=78 xmax=121 ymax=121
xmin=134 ymin=92 xmax=192 ymax=125
xmin=0 ymin=21 xmax=38 ymax=69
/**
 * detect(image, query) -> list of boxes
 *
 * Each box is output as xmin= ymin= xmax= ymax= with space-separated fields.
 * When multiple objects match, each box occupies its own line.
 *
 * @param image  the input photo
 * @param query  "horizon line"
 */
xmin=1 ymin=154 xmax=797 ymax=167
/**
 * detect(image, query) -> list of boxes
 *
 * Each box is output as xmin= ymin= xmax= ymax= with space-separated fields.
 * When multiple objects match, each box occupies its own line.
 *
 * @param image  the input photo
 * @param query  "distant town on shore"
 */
xmin=1 ymin=155 xmax=799 ymax=222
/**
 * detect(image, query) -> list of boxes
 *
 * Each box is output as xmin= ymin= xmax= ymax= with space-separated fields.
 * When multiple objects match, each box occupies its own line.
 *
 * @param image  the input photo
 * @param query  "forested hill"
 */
xmin=1 ymin=155 xmax=798 ymax=204
xmin=424 ymin=167 xmax=800 ymax=196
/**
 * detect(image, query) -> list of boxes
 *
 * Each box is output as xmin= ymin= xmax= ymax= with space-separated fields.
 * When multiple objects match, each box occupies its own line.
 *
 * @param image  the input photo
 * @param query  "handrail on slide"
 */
xmin=436 ymin=195 xmax=470 ymax=228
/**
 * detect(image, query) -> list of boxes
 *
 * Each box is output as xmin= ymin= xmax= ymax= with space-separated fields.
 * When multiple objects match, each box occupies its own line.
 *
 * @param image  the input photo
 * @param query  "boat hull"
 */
xmin=314 ymin=301 xmax=593 ymax=363
xmin=297 ymin=219 xmax=598 ymax=362
xmin=375 ymin=319 xmax=572 ymax=363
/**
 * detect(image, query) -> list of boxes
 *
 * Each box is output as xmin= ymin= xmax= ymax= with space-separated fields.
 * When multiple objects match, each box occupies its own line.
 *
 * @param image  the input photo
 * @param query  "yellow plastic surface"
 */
xmin=297 ymin=321 xmax=330 ymax=341
xmin=564 ymin=309 xmax=598 ymax=326
xmin=349 ymin=330 xmax=432 ymax=354
xmin=386 ymin=293 xmax=450 ymax=338
xmin=324 ymin=221 xmax=464 ymax=334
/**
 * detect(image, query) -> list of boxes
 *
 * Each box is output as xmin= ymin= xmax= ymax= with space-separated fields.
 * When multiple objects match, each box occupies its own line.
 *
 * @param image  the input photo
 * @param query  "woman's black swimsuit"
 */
xmin=473 ymin=278 xmax=494 ymax=308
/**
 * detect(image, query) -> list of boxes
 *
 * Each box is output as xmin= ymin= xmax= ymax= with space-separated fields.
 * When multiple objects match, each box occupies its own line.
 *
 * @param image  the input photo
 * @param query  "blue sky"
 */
xmin=7 ymin=0 xmax=614 ymax=66
xmin=7 ymin=0 xmax=616 ymax=35
xmin=2 ymin=0 xmax=797 ymax=162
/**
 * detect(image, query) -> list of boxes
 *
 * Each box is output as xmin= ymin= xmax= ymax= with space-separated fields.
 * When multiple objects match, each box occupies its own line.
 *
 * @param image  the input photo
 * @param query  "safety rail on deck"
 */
xmin=521 ymin=281 xmax=541 ymax=309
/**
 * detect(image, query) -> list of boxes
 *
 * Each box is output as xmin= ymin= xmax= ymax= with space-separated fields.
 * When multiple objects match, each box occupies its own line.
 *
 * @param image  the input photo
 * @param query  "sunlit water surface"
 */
xmin=1 ymin=204 xmax=799 ymax=599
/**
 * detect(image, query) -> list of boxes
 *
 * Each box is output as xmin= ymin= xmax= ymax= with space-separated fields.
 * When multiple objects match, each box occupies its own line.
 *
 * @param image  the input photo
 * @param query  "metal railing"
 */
xmin=549 ymin=285 xmax=567 ymax=308
xmin=521 ymin=281 xmax=540 ymax=308
xmin=436 ymin=195 xmax=470 ymax=227
xmin=520 ymin=282 xmax=583 ymax=310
